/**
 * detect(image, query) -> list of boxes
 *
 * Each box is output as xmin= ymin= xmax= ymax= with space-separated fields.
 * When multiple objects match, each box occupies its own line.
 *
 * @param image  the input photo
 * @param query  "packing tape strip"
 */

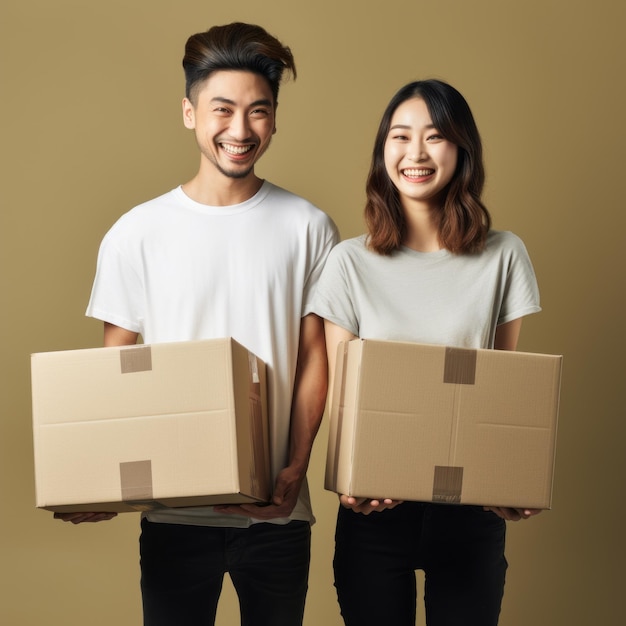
xmin=120 ymin=346 xmax=152 ymax=374
xmin=443 ymin=347 xmax=477 ymax=385
xmin=432 ymin=465 xmax=464 ymax=503
xmin=120 ymin=460 xmax=154 ymax=502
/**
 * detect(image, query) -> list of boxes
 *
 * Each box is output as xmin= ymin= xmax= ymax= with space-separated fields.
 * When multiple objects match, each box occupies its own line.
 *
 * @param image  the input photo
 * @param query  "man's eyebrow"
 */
xmin=210 ymin=96 xmax=274 ymax=108
xmin=250 ymin=98 xmax=273 ymax=108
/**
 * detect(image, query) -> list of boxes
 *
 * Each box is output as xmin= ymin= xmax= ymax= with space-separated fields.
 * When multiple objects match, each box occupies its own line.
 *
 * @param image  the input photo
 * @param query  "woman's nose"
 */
xmin=407 ymin=140 xmax=427 ymax=162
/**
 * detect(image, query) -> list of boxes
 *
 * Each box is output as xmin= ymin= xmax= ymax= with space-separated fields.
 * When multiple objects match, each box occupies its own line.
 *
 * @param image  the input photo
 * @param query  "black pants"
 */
xmin=140 ymin=518 xmax=311 ymax=626
xmin=334 ymin=502 xmax=507 ymax=626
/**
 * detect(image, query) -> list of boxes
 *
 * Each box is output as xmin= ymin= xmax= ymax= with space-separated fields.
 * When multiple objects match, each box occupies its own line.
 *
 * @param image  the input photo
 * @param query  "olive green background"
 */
xmin=1 ymin=1 xmax=624 ymax=624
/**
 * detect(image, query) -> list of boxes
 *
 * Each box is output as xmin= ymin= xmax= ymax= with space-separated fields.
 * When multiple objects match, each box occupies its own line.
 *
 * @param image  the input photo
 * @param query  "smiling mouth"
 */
xmin=403 ymin=168 xmax=434 ymax=178
xmin=221 ymin=143 xmax=254 ymax=156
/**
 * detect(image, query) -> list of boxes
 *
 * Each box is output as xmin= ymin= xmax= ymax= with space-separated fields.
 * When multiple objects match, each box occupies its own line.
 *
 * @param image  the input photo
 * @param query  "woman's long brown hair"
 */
xmin=365 ymin=80 xmax=491 ymax=255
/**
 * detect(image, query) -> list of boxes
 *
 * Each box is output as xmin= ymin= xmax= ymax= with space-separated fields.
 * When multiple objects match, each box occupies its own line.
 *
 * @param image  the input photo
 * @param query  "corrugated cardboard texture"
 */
xmin=326 ymin=340 xmax=561 ymax=509
xmin=31 ymin=338 xmax=270 ymax=512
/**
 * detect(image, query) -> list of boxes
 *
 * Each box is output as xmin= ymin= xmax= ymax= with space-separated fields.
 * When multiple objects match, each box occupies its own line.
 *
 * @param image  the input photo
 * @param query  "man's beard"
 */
xmin=213 ymin=162 xmax=255 ymax=179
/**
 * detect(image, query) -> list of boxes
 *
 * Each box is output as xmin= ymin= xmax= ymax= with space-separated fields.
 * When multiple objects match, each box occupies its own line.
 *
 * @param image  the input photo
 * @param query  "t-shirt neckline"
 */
xmin=175 ymin=180 xmax=272 ymax=215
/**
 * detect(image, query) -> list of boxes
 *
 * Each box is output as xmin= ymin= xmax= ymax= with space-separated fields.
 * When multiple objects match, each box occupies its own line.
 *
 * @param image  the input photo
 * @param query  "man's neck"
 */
xmin=182 ymin=169 xmax=264 ymax=207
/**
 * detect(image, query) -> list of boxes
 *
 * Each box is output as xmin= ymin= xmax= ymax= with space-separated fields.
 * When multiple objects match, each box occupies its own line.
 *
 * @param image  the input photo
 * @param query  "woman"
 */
xmin=312 ymin=79 xmax=542 ymax=626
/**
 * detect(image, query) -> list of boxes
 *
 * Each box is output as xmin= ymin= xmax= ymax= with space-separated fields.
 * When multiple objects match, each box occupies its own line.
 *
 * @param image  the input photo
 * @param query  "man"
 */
xmin=56 ymin=22 xmax=339 ymax=626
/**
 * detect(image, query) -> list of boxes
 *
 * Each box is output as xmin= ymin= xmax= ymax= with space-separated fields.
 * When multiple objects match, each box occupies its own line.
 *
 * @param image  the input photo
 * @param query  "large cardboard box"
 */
xmin=31 ymin=338 xmax=270 ymax=513
xmin=326 ymin=340 xmax=561 ymax=509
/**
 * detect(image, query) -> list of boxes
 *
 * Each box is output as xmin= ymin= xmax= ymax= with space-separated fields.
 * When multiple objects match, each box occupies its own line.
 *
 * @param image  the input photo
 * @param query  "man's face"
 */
xmin=182 ymin=70 xmax=276 ymax=180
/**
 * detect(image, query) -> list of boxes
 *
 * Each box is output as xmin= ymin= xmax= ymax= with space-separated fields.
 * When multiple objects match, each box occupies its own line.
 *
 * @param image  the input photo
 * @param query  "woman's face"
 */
xmin=384 ymin=97 xmax=458 ymax=210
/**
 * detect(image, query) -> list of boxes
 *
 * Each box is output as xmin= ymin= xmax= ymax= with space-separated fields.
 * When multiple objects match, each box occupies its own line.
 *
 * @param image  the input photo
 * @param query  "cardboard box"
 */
xmin=31 ymin=338 xmax=270 ymax=513
xmin=326 ymin=340 xmax=561 ymax=509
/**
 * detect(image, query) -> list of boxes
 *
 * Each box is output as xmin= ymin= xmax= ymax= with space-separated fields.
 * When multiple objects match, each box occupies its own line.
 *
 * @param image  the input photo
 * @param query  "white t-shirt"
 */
xmin=311 ymin=231 xmax=540 ymax=349
xmin=86 ymin=181 xmax=339 ymax=527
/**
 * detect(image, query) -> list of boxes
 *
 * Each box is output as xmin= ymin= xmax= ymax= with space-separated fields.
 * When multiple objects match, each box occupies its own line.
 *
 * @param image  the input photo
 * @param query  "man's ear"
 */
xmin=182 ymin=97 xmax=196 ymax=129
xmin=273 ymin=101 xmax=278 ymax=134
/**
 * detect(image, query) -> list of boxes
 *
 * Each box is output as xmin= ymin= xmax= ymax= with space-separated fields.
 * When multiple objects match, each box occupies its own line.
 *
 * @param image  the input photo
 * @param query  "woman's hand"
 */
xmin=484 ymin=507 xmax=542 ymax=521
xmin=339 ymin=494 xmax=403 ymax=515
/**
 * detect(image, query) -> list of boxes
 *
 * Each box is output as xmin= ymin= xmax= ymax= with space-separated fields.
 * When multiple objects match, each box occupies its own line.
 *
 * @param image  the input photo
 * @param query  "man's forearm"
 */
xmin=287 ymin=314 xmax=328 ymax=475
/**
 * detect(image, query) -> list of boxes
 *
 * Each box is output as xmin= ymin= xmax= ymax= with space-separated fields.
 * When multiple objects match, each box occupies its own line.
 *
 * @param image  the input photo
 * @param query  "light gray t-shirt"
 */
xmin=311 ymin=230 xmax=540 ymax=349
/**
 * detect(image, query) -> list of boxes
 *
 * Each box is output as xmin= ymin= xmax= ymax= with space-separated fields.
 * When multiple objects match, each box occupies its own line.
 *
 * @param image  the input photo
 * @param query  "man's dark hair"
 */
xmin=183 ymin=22 xmax=296 ymax=104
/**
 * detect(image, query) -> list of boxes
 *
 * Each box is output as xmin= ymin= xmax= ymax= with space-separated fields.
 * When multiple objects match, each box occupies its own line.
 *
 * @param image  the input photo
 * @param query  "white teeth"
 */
xmin=403 ymin=168 xmax=434 ymax=177
xmin=221 ymin=144 xmax=253 ymax=155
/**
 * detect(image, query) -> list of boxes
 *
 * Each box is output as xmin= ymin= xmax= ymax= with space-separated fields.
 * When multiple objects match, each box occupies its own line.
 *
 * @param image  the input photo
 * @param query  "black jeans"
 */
xmin=334 ymin=502 xmax=507 ymax=626
xmin=140 ymin=518 xmax=311 ymax=626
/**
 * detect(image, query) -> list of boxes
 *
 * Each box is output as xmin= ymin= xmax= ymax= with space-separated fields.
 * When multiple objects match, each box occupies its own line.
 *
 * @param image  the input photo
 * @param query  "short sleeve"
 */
xmin=301 ymin=215 xmax=340 ymax=317
xmin=85 ymin=219 xmax=144 ymax=333
xmin=497 ymin=232 xmax=542 ymax=325
xmin=310 ymin=242 xmax=361 ymax=336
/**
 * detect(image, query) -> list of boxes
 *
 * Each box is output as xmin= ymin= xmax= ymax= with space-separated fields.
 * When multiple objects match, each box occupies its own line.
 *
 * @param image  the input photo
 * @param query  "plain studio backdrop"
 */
xmin=1 ymin=1 xmax=624 ymax=624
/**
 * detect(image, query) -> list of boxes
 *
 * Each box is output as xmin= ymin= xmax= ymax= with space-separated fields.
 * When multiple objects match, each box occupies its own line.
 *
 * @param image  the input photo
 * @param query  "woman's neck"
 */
xmin=402 ymin=202 xmax=442 ymax=252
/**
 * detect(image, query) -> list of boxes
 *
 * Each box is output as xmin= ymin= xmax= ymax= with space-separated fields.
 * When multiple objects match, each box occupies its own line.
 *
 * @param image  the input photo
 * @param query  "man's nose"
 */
xmin=229 ymin=112 xmax=251 ymax=140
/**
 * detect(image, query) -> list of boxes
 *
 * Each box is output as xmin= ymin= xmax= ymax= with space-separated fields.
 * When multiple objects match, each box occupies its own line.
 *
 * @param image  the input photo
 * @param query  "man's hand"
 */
xmin=53 ymin=512 xmax=118 ymax=524
xmin=214 ymin=464 xmax=304 ymax=520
